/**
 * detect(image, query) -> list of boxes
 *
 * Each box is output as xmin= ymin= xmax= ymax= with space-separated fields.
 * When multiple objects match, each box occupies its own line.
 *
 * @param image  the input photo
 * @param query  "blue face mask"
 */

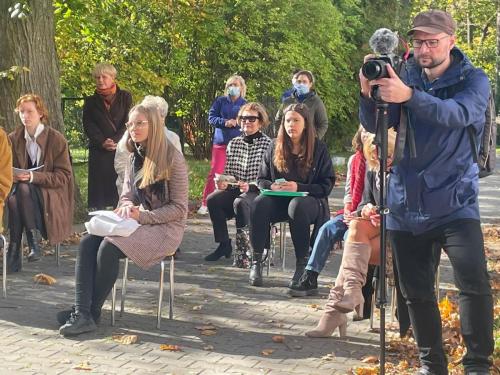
xmin=294 ymin=83 xmax=310 ymax=96
xmin=228 ymin=86 xmax=240 ymax=97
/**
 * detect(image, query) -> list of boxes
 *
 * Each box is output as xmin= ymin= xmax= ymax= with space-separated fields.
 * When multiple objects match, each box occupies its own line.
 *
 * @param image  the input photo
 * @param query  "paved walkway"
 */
xmin=0 ymin=164 xmax=497 ymax=375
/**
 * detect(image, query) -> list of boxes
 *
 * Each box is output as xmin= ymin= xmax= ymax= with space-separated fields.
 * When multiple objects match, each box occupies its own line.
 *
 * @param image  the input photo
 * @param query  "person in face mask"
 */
xmin=197 ymin=75 xmax=247 ymax=215
xmin=275 ymin=70 xmax=328 ymax=140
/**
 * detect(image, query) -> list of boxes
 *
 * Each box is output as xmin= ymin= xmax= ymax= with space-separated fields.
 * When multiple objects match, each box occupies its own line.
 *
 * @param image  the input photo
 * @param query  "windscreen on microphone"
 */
xmin=369 ymin=28 xmax=399 ymax=55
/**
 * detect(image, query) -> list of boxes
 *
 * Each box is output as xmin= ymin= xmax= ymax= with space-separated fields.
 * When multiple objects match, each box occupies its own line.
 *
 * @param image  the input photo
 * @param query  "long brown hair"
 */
xmin=274 ymin=103 xmax=316 ymax=178
xmin=126 ymin=103 xmax=174 ymax=188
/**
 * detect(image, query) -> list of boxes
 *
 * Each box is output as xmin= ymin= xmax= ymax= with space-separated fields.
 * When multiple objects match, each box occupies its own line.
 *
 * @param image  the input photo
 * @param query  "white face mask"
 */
xmin=228 ymin=86 xmax=240 ymax=97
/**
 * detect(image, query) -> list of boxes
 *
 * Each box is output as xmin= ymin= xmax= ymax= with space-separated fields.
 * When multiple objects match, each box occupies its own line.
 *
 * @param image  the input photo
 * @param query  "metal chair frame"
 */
xmin=111 ymin=255 xmax=175 ymax=329
xmin=266 ymin=222 xmax=287 ymax=275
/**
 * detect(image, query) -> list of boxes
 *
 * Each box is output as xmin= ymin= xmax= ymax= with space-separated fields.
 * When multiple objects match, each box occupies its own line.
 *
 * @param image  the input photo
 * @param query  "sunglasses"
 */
xmin=125 ymin=120 xmax=149 ymax=129
xmin=239 ymin=116 xmax=260 ymax=123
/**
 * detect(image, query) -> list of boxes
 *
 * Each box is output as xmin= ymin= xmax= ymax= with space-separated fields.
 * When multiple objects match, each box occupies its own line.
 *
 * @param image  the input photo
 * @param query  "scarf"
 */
xmin=96 ymin=83 xmax=117 ymax=110
xmin=131 ymin=144 xmax=166 ymax=210
xmin=243 ymin=131 xmax=263 ymax=144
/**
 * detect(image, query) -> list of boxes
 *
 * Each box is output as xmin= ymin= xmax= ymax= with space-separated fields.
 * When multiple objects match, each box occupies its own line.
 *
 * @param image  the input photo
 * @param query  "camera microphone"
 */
xmin=369 ymin=28 xmax=399 ymax=55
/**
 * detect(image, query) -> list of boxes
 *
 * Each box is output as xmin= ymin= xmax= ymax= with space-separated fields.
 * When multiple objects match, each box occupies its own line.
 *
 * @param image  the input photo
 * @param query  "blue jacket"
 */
xmin=208 ymin=95 xmax=246 ymax=145
xmin=359 ymin=47 xmax=490 ymax=235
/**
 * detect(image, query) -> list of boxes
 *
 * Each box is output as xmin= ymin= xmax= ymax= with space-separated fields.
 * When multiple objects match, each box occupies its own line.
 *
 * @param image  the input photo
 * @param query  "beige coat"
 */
xmin=0 ymin=128 xmax=13 ymax=233
xmin=107 ymin=149 xmax=188 ymax=269
xmin=9 ymin=126 xmax=74 ymax=244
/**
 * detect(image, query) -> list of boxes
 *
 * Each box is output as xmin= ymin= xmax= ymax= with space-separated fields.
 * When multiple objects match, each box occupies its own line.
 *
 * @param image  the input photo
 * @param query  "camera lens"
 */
xmin=362 ymin=60 xmax=388 ymax=80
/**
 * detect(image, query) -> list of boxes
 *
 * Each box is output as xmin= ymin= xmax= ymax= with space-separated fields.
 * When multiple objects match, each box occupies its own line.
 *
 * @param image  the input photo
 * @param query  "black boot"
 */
xmin=6 ymin=235 xmax=22 ymax=273
xmin=289 ymin=257 xmax=308 ymax=288
xmin=204 ymin=240 xmax=232 ymax=261
xmin=56 ymin=306 xmax=102 ymax=326
xmin=288 ymin=270 xmax=318 ymax=297
xmin=59 ymin=312 xmax=97 ymax=337
xmin=26 ymin=229 xmax=42 ymax=262
xmin=249 ymin=253 xmax=264 ymax=286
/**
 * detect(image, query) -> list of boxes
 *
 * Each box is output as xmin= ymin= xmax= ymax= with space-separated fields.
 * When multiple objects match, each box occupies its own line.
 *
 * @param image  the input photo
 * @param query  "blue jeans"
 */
xmin=306 ymin=215 xmax=347 ymax=273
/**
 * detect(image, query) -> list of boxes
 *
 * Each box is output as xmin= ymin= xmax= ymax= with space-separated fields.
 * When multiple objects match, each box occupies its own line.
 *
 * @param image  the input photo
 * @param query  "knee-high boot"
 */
xmin=7 ymin=229 xmax=23 ymax=273
xmin=334 ymin=242 xmax=371 ymax=313
xmin=26 ymin=229 xmax=42 ymax=262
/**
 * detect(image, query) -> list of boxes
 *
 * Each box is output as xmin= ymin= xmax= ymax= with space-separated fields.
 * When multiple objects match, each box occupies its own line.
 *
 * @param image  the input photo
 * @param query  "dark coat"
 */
xmin=83 ymin=87 xmax=132 ymax=208
xmin=9 ymin=126 xmax=74 ymax=244
xmin=360 ymin=47 xmax=490 ymax=235
xmin=257 ymin=138 xmax=335 ymax=243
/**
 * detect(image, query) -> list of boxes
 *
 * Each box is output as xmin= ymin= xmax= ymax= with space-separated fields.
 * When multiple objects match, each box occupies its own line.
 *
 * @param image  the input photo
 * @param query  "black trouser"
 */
xmin=75 ymin=234 xmax=126 ymax=318
xmin=207 ymin=189 xmax=258 ymax=243
xmin=250 ymin=195 xmax=320 ymax=259
xmin=7 ymin=183 xmax=45 ymax=243
xmin=390 ymin=219 xmax=493 ymax=374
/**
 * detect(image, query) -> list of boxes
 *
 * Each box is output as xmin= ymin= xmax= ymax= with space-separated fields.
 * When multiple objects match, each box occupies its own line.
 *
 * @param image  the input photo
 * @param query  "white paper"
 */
xmin=88 ymin=210 xmax=125 ymax=222
xmin=13 ymin=165 xmax=44 ymax=176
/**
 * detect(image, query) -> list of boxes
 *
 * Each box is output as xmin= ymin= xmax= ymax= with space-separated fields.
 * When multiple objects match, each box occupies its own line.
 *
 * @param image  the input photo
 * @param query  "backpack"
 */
xmin=468 ymin=92 xmax=497 ymax=178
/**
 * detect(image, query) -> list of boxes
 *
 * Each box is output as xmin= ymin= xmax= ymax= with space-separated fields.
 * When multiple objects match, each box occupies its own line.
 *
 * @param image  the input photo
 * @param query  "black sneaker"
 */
xmin=204 ymin=240 xmax=232 ymax=261
xmin=59 ymin=312 xmax=97 ymax=337
xmin=57 ymin=306 xmax=101 ymax=326
xmin=288 ymin=270 xmax=318 ymax=297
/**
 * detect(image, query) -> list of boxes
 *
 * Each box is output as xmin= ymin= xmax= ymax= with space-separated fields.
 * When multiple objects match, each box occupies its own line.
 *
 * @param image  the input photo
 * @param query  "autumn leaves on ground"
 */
xmin=351 ymin=226 xmax=500 ymax=375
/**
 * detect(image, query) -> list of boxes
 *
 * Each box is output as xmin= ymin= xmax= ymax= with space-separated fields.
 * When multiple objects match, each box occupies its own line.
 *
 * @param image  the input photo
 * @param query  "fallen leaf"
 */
xmin=200 ymin=329 xmax=217 ymax=336
xmin=73 ymin=361 xmax=92 ymax=370
xmin=33 ymin=273 xmax=57 ymax=285
xmin=361 ymin=355 xmax=379 ymax=364
xmin=261 ymin=348 xmax=274 ymax=356
xmin=195 ymin=325 xmax=216 ymax=331
xmin=271 ymin=335 xmax=285 ymax=343
xmin=192 ymin=305 xmax=202 ymax=311
xmin=112 ymin=334 xmax=138 ymax=345
xmin=321 ymin=353 xmax=335 ymax=361
xmin=203 ymin=345 xmax=214 ymax=351
xmin=160 ymin=344 xmax=182 ymax=351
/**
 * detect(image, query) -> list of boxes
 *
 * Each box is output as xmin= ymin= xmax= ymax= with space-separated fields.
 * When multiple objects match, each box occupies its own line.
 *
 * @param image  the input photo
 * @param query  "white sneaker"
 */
xmin=197 ymin=205 xmax=208 ymax=215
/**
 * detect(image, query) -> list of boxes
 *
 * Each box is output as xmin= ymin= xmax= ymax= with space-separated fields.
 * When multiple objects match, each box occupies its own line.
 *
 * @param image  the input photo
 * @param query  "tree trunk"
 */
xmin=496 ymin=0 xmax=500 ymax=115
xmin=0 ymin=0 xmax=63 ymax=132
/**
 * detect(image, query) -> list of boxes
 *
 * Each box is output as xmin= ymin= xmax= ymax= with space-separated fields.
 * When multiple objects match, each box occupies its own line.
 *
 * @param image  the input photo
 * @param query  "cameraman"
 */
xmin=359 ymin=10 xmax=493 ymax=375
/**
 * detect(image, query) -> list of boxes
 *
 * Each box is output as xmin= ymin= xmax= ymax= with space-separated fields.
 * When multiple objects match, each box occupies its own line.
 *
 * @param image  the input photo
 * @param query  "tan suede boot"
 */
xmin=305 ymin=310 xmax=347 ymax=338
xmin=334 ymin=242 xmax=371 ymax=313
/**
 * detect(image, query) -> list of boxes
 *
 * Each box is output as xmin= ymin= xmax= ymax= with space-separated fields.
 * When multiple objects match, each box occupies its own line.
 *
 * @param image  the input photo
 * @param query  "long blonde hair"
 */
xmin=364 ymin=128 xmax=397 ymax=171
xmin=126 ymin=103 xmax=174 ymax=188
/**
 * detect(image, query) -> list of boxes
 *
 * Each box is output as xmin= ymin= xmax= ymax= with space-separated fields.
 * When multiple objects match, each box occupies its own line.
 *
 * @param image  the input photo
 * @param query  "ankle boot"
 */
xmin=204 ymin=240 xmax=232 ymax=261
xmin=26 ymin=229 xmax=42 ymax=262
xmin=6 ymin=237 xmax=22 ymax=273
xmin=233 ymin=228 xmax=250 ymax=268
xmin=289 ymin=256 xmax=308 ymax=288
xmin=288 ymin=269 xmax=319 ymax=297
xmin=249 ymin=252 xmax=264 ymax=286
xmin=334 ymin=242 xmax=371 ymax=313
xmin=305 ymin=310 xmax=347 ymax=338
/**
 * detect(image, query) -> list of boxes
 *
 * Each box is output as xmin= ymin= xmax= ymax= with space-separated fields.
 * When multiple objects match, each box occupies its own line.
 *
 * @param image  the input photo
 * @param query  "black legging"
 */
xmin=207 ymin=189 xmax=258 ymax=243
xmin=7 ymin=183 xmax=45 ymax=243
xmin=75 ymin=234 xmax=126 ymax=317
xmin=250 ymin=195 xmax=320 ymax=259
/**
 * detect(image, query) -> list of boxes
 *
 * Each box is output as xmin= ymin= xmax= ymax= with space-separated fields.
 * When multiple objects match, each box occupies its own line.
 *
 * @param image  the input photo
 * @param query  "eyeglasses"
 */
xmin=240 ymin=116 xmax=260 ymax=123
xmin=125 ymin=120 xmax=149 ymax=129
xmin=411 ymin=36 xmax=449 ymax=49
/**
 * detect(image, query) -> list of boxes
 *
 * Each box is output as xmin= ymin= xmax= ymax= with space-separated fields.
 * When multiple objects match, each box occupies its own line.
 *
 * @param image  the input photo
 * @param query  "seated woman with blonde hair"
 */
xmin=58 ymin=98 xmax=188 ymax=337
xmin=306 ymin=129 xmax=396 ymax=337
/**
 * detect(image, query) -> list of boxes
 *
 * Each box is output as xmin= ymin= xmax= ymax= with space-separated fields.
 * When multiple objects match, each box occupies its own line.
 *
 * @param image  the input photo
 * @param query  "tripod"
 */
xmin=373 ymin=97 xmax=390 ymax=375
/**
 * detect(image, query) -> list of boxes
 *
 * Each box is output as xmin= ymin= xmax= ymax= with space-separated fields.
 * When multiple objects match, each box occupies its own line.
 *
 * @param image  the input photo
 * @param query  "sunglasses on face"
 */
xmin=240 ymin=116 xmax=259 ymax=123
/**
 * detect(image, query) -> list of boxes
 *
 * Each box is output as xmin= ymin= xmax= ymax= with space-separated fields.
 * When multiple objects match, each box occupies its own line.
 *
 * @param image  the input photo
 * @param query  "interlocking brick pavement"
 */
xmin=1 ymin=172 xmax=486 ymax=374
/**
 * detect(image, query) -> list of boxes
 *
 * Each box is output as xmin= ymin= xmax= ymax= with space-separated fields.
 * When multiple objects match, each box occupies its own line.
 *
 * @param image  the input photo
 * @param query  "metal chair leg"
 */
xmin=55 ymin=243 xmax=60 ymax=266
xmin=169 ymin=256 xmax=174 ymax=320
xmin=370 ymin=278 xmax=377 ymax=330
xmin=120 ymin=258 xmax=129 ymax=316
xmin=390 ymin=285 xmax=397 ymax=323
xmin=279 ymin=222 xmax=286 ymax=270
xmin=157 ymin=259 xmax=165 ymax=329
xmin=2 ymin=235 xmax=7 ymax=298
xmin=111 ymin=283 xmax=117 ymax=326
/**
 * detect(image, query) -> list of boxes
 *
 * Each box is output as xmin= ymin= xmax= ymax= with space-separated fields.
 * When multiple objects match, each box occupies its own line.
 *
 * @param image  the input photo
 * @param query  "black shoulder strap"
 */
xmin=467 ymin=126 xmax=479 ymax=164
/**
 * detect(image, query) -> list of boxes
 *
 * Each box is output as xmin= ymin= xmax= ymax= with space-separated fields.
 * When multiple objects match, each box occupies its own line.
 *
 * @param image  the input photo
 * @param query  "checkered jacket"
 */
xmin=224 ymin=133 xmax=272 ymax=183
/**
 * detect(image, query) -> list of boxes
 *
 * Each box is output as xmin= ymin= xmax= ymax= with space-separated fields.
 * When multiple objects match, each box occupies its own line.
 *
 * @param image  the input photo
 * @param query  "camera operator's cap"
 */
xmin=408 ymin=10 xmax=456 ymax=36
